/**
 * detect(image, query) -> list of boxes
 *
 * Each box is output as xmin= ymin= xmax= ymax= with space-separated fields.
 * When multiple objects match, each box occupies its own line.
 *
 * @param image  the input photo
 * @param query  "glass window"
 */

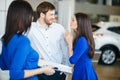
xmin=92 ymin=25 xmax=100 ymax=32
xmin=108 ymin=26 xmax=120 ymax=34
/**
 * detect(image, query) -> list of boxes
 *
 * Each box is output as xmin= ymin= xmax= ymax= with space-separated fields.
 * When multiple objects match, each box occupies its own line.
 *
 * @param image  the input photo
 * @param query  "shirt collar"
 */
xmin=36 ymin=20 xmax=53 ymax=30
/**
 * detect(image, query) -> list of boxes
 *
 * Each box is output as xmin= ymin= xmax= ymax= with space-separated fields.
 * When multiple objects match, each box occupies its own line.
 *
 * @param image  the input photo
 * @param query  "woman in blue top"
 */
xmin=65 ymin=13 xmax=98 ymax=80
xmin=0 ymin=0 xmax=55 ymax=80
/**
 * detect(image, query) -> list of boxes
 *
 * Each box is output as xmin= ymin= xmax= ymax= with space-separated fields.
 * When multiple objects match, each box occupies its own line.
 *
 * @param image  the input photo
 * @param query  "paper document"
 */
xmin=38 ymin=59 xmax=72 ymax=74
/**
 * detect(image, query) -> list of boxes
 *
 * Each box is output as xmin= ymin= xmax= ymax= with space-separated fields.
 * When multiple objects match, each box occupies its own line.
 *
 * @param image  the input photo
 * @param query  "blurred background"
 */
xmin=0 ymin=0 xmax=120 ymax=80
xmin=0 ymin=0 xmax=120 ymax=34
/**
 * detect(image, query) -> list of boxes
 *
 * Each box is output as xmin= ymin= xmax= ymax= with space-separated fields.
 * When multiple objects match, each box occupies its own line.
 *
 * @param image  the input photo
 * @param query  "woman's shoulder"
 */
xmin=76 ymin=36 xmax=89 ymax=48
xmin=77 ymin=36 xmax=89 ymax=45
xmin=78 ymin=36 xmax=87 ymax=42
xmin=4 ymin=34 xmax=30 ymax=49
xmin=15 ymin=34 xmax=30 ymax=45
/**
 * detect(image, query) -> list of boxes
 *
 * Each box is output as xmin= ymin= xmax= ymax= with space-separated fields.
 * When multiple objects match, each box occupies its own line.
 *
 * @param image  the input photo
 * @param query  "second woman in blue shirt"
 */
xmin=65 ymin=13 xmax=98 ymax=80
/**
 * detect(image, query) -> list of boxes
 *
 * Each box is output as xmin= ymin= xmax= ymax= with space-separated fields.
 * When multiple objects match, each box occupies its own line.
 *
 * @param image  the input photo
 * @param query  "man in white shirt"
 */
xmin=28 ymin=1 xmax=70 ymax=80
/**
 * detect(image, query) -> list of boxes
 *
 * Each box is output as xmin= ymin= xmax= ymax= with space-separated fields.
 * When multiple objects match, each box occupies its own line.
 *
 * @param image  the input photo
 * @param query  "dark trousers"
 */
xmin=38 ymin=71 xmax=66 ymax=80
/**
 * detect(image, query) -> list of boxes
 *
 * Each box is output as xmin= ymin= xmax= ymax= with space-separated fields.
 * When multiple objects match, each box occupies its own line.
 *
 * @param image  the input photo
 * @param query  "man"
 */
xmin=28 ymin=1 xmax=70 ymax=80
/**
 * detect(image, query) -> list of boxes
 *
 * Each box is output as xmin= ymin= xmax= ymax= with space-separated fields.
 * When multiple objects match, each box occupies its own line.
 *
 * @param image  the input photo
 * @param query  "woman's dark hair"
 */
xmin=73 ymin=13 xmax=95 ymax=58
xmin=37 ymin=1 xmax=55 ymax=18
xmin=2 ymin=0 xmax=33 ymax=45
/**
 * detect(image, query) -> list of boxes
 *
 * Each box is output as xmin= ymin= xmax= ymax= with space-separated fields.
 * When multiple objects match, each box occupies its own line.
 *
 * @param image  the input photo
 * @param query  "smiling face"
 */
xmin=70 ymin=16 xmax=78 ymax=30
xmin=43 ymin=10 xmax=55 ymax=25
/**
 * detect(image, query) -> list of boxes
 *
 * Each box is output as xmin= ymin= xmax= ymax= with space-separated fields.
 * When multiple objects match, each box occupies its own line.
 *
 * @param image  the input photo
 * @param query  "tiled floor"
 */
xmin=94 ymin=61 xmax=120 ymax=80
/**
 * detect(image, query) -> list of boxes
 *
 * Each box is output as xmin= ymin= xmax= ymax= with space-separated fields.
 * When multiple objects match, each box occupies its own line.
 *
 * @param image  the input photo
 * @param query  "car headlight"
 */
xmin=93 ymin=33 xmax=103 ymax=40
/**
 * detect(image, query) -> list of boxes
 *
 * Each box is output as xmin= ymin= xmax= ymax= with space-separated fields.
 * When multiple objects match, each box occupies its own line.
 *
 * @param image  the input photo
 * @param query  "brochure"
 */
xmin=38 ymin=59 xmax=72 ymax=74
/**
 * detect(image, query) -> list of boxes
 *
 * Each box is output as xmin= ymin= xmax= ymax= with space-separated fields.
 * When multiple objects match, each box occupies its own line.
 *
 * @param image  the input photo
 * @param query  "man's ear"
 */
xmin=40 ymin=12 xmax=45 ymax=18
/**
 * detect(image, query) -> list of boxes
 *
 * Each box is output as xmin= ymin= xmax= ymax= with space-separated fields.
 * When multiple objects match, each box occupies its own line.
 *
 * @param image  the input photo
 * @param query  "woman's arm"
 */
xmin=65 ymin=30 xmax=73 ymax=57
xmin=24 ymin=66 xmax=55 ymax=78
xmin=10 ymin=38 xmax=55 ymax=79
xmin=69 ymin=37 xmax=88 ymax=64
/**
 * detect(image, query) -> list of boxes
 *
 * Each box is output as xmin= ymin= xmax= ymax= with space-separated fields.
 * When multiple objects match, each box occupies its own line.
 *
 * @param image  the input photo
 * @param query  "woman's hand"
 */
xmin=24 ymin=66 xmax=55 ymax=78
xmin=42 ymin=66 xmax=55 ymax=76
xmin=65 ymin=30 xmax=73 ymax=57
xmin=65 ymin=30 xmax=73 ymax=46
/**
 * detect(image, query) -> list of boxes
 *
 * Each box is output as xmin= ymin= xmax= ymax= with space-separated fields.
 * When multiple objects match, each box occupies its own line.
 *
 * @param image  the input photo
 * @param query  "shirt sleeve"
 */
xmin=0 ymin=53 xmax=5 ymax=69
xmin=69 ymin=37 xmax=89 ymax=64
xmin=10 ymin=38 xmax=30 ymax=79
xmin=0 ymin=43 xmax=7 ymax=70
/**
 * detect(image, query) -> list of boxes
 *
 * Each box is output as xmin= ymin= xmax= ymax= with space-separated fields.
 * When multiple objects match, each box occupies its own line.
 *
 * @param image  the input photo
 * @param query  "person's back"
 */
xmin=1 ymin=34 xmax=39 ymax=80
xmin=0 ymin=1 xmax=55 ymax=80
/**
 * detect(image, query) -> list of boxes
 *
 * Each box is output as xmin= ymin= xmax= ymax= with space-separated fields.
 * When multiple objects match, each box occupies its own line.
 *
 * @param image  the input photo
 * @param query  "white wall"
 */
xmin=0 ymin=0 xmax=6 ymax=36
xmin=0 ymin=0 xmax=12 ymax=79
xmin=0 ymin=0 xmax=13 ymax=36
xmin=58 ymin=0 xmax=75 ymax=31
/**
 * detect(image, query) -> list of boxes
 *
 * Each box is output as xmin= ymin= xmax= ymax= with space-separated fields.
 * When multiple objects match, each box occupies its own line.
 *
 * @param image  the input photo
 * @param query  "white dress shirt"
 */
xmin=28 ymin=21 xmax=70 ymax=66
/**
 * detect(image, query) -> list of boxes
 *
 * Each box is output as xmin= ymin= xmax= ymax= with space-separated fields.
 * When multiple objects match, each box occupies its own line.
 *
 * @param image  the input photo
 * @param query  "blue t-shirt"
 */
xmin=0 ymin=34 xmax=39 ymax=80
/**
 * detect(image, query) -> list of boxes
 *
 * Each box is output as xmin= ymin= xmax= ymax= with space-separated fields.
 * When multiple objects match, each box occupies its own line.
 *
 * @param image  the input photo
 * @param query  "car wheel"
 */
xmin=100 ymin=46 xmax=117 ymax=65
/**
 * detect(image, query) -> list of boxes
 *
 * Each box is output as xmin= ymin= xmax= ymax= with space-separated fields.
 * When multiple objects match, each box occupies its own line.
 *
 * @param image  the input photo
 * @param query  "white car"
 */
xmin=92 ymin=21 xmax=120 ymax=65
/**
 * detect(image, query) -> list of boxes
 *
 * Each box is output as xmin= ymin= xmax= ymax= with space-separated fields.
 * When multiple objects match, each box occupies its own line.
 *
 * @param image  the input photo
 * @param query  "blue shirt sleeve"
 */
xmin=69 ymin=37 xmax=89 ymax=64
xmin=0 ymin=53 xmax=5 ymax=69
xmin=10 ymin=37 xmax=30 ymax=79
xmin=0 ymin=55 xmax=6 ymax=69
xmin=0 ymin=43 xmax=8 ymax=70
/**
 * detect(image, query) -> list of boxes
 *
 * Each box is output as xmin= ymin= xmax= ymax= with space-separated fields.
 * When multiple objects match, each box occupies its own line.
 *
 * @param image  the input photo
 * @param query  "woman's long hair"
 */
xmin=73 ymin=13 xmax=95 ymax=58
xmin=2 ymin=0 xmax=33 ymax=45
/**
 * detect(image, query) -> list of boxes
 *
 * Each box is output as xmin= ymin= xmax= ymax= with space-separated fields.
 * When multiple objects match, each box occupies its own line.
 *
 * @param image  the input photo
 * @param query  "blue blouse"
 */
xmin=0 ymin=34 xmax=39 ymax=80
xmin=70 ymin=36 xmax=98 ymax=80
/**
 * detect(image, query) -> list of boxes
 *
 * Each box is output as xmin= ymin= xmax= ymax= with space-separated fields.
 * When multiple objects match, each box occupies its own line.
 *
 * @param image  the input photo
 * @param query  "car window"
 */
xmin=107 ymin=26 xmax=120 ymax=34
xmin=92 ymin=25 xmax=100 ymax=32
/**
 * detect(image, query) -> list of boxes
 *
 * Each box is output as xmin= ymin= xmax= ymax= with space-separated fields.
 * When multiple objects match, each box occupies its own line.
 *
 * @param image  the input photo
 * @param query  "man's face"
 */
xmin=44 ymin=10 xmax=55 ymax=25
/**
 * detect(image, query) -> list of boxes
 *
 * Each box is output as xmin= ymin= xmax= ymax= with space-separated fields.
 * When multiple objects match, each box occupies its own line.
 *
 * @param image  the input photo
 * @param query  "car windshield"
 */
xmin=92 ymin=25 xmax=100 ymax=32
xmin=107 ymin=26 xmax=120 ymax=34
